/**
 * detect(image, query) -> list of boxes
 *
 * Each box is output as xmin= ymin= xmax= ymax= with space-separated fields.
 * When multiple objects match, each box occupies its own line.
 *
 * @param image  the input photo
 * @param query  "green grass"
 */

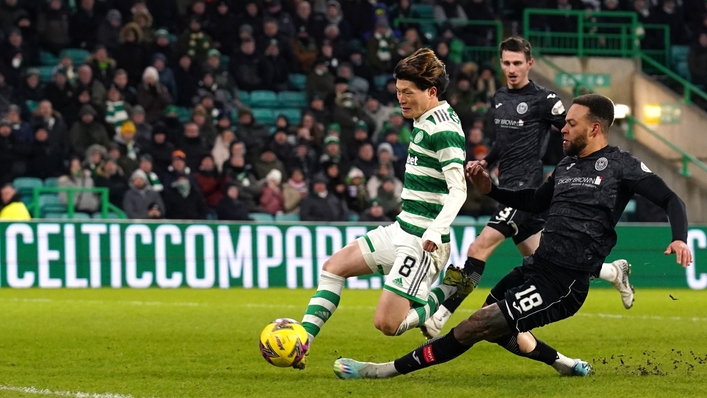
xmin=0 ymin=288 xmax=706 ymax=398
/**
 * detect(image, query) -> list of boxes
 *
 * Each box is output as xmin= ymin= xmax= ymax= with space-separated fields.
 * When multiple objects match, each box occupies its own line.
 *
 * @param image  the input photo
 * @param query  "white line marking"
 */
xmin=0 ymin=385 xmax=135 ymax=398
xmin=3 ymin=299 xmax=707 ymax=322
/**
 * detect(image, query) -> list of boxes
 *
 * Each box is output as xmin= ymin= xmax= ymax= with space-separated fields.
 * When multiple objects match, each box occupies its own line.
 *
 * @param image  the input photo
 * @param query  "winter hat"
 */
xmin=171 ymin=150 xmax=186 ymax=160
xmin=155 ymin=28 xmax=169 ymax=38
xmin=121 ymin=121 xmax=137 ymax=135
xmin=266 ymin=169 xmax=282 ymax=185
xmin=377 ymin=142 xmax=393 ymax=156
xmin=131 ymin=169 xmax=148 ymax=182
xmin=132 ymin=105 xmax=146 ymax=115
xmin=324 ymin=135 xmax=340 ymax=146
xmin=107 ymin=9 xmax=122 ymax=22
xmin=79 ymin=104 xmax=97 ymax=117
xmin=347 ymin=167 xmax=364 ymax=180
xmin=142 ymin=66 xmax=159 ymax=82
xmin=327 ymin=123 xmax=341 ymax=133
xmin=355 ymin=120 xmax=369 ymax=132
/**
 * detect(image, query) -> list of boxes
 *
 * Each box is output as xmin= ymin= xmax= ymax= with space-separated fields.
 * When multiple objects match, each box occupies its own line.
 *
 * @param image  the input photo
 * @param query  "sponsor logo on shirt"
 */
xmin=557 ymin=176 xmax=602 ymax=187
xmin=423 ymin=345 xmax=436 ymax=363
xmin=495 ymin=119 xmax=524 ymax=128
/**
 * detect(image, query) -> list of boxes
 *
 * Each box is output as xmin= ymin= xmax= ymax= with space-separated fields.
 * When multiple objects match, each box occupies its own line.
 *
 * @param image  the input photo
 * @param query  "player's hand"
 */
xmin=466 ymin=162 xmax=492 ymax=194
xmin=422 ymin=240 xmax=438 ymax=252
xmin=664 ymin=240 xmax=692 ymax=268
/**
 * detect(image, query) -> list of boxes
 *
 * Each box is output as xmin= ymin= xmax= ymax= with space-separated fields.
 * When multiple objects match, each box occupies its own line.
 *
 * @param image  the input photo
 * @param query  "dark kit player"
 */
xmin=422 ymin=37 xmax=634 ymax=340
xmin=333 ymin=93 xmax=692 ymax=379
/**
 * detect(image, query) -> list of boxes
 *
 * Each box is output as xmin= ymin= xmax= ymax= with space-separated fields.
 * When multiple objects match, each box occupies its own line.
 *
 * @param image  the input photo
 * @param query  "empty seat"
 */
xmin=60 ymin=48 xmax=90 ymax=66
xmin=249 ymin=90 xmax=279 ymax=107
xmin=251 ymin=108 xmax=276 ymax=125
xmin=250 ymin=212 xmax=274 ymax=222
xmin=410 ymin=3 xmax=434 ymax=19
xmin=13 ymin=177 xmax=43 ymax=197
xmin=237 ymin=91 xmax=251 ymax=106
xmin=275 ymin=213 xmax=300 ymax=222
xmin=288 ymin=74 xmax=307 ymax=90
xmin=44 ymin=177 xmax=60 ymax=187
xmin=278 ymin=91 xmax=308 ymax=108
xmin=275 ymin=108 xmax=302 ymax=125
xmin=63 ymin=212 xmax=92 ymax=219
xmin=39 ymin=51 xmax=59 ymax=66
xmin=92 ymin=212 xmax=120 ymax=219
xmin=37 ymin=66 xmax=55 ymax=83
xmin=39 ymin=194 xmax=66 ymax=215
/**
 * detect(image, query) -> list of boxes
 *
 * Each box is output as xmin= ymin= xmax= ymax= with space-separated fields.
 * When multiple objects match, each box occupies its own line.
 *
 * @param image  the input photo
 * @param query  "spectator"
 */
xmin=68 ymin=104 xmax=110 ymax=158
xmin=263 ymin=39 xmax=293 ymax=92
xmin=75 ymin=65 xmax=107 ymax=116
xmin=1 ymin=29 xmax=35 ymax=86
xmin=123 ymin=169 xmax=165 ymax=219
xmin=95 ymin=156 xmax=128 ymax=208
xmin=195 ymin=154 xmax=224 ymax=208
xmin=133 ymin=9 xmax=155 ymax=44
xmin=306 ymin=59 xmax=335 ymax=102
xmin=208 ymin=1 xmax=239 ymax=56
xmin=17 ymin=69 xmax=44 ymax=114
xmin=264 ymin=0 xmax=296 ymax=38
xmin=222 ymin=155 xmax=263 ymax=212
xmin=44 ymin=68 xmax=74 ymax=122
xmin=193 ymin=70 xmax=231 ymax=116
xmin=319 ymin=134 xmax=351 ymax=174
xmin=149 ymin=29 xmax=177 ymax=68
xmin=689 ymin=33 xmax=707 ymax=88
xmin=84 ymin=46 xmax=116 ymax=88
xmin=138 ymin=154 xmax=164 ymax=192
xmin=174 ymin=54 xmax=202 ymax=107
xmin=236 ymin=1 xmax=264 ymax=38
xmin=344 ymin=167 xmax=370 ymax=214
xmin=163 ymin=173 xmax=209 ymax=220
xmin=465 ymin=126 xmax=487 ymax=157
xmin=364 ymin=96 xmax=394 ymax=141
xmin=288 ymin=138 xmax=317 ymax=181
xmin=130 ymin=106 xmax=153 ymax=149
xmin=149 ymin=53 xmax=177 ymax=105
xmin=461 ymin=0 xmax=497 ymax=45
xmin=115 ymin=22 xmax=147 ymax=86
xmin=255 ymin=147 xmax=288 ymax=181
xmin=299 ymin=176 xmax=348 ymax=222
xmin=212 ymin=129 xmax=236 ymax=173
xmin=136 ymin=66 xmax=172 ymax=124
xmin=352 ymin=142 xmax=377 ymax=179
xmin=230 ymin=37 xmax=272 ymax=92
xmin=70 ymin=0 xmax=103 ymax=50
xmin=83 ymin=143 xmax=106 ymax=177
xmin=375 ymin=176 xmax=400 ymax=220
xmin=320 ymin=160 xmax=346 ymax=199
xmin=57 ymin=156 xmax=100 ymax=213
xmin=307 ymin=93 xmax=331 ymax=127
xmin=337 ymin=63 xmax=369 ymax=105
xmin=654 ymin=0 xmax=687 ymax=45
xmin=324 ymin=0 xmax=352 ymax=41
xmin=0 ymin=118 xmax=29 ymax=184
xmin=0 ymin=183 xmax=30 ymax=220
xmin=105 ymin=85 xmax=132 ymax=135
xmin=203 ymin=50 xmax=234 ymax=97
xmin=269 ymin=129 xmax=294 ymax=164
xmin=366 ymin=161 xmax=402 ymax=199
xmin=178 ymin=122 xmax=210 ymax=171
xmin=114 ymin=121 xmax=140 ymax=172
xmin=147 ymin=129 xmax=175 ymax=177
xmin=178 ymin=17 xmax=213 ymax=63
xmin=162 ymin=149 xmax=192 ymax=188
xmin=359 ymin=198 xmax=391 ymax=223
xmin=56 ymin=53 xmax=78 ymax=84
xmin=112 ymin=69 xmax=138 ymax=106
xmin=234 ymin=107 xmax=270 ymax=165
xmin=330 ymin=91 xmax=375 ymax=148
xmin=259 ymin=169 xmax=285 ymax=215
xmin=0 ymin=71 xmax=15 ymax=116
xmin=216 ymin=183 xmax=252 ymax=221
xmin=7 ymin=104 xmax=32 ymax=143
xmin=366 ymin=19 xmax=398 ymax=74
xmin=347 ymin=120 xmax=373 ymax=162
xmin=32 ymin=100 xmax=69 ymax=159
xmin=0 ymin=0 xmax=25 ymax=36
xmin=27 ymin=125 xmax=64 ymax=180
xmin=96 ymin=9 xmax=123 ymax=54
xmin=282 ymin=168 xmax=308 ymax=214
xmin=37 ymin=0 xmax=72 ymax=55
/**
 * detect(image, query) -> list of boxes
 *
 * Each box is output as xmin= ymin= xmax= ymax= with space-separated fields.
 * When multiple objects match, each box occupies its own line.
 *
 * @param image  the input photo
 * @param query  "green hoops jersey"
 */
xmin=396 ymin=101 xmax=466 ymax=243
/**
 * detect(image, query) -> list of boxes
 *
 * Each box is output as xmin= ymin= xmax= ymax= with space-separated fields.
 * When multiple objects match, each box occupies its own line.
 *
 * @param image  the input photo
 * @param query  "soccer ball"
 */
xmin=259 ymin=318 xmax=310 ymax=367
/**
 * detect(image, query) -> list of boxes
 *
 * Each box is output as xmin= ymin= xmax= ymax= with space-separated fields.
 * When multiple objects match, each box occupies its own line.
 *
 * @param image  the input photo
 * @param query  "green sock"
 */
xmin=395 ymin=285 xmax=456 ymax=335
xmin=302 ymin=270 xmax=345 ymax=338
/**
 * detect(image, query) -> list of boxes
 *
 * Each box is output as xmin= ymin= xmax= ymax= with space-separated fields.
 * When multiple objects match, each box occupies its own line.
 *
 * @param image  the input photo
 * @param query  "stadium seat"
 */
xmin=238 ymin=90 xmax=251 ymax=106
xmin=454 ymin=215 xmax=477 ymax=225
xmin=251 ymin=108 xmax=276 ymax=125
xmin=275 ymin=213 xmax=300 ymax=222
xmin=43 ymin=212 xmax=66 ymax=219
xmin=92 ymin=212 xmax=120 ymax=219
xmin=60 ymin=48 xmax=90 ymax=66
xmin=249 ymin=90 xmax=279 ymax=107
xmin=25 ymin=100 xmax=39 ymax=113
xmin=220 ymin=54 xmax=230 ymax=69
xmin=275 ymin=108 xmax=302 ymax=125
xmin=288 ymin=74 xmax=307 ymax=90
xmin=410 ymin=3 xmax=434 ymax=19
xmin=39 ymin=194 xmax=66 ymax=215
xmin=476 ymin=215 xmax=492 ymax=225
xmin=37 ymin=66 xmax=55 ymax=83
xmin=670 ymin=46 xmax=691 ymax=81
xmin=39 ymin=51 xmax=60 ymax=66
xmin=278 ymin=91 xmax=308 ymax=108
xmin=13 ymin=177 xmax=43 ymax=197
xmin=250 ymin=212 xmax=274 ymax=222
xmin=374 ymin=74 xmax=393 ymax=91
xmin=61 ymin=212 xmax=91 ymax=220
xmin=175 ymin=106 xmax=192 ymax=123
xmin=44 ymin=177 xmax=59 ymax=187
xmin=348 ymin=213 xmax=360 ymax=222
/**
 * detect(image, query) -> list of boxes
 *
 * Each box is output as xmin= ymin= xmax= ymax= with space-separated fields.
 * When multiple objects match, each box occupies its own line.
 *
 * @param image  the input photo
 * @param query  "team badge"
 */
xmin=516 ymin=102 xmax=528 ymax=114
xmin=413 ymin=131 xmax=424 ymax=144
xmin=595 ymin=157 xmax=608 ymax=171
xmin=641 ymin=162 xmax=652 ymax=173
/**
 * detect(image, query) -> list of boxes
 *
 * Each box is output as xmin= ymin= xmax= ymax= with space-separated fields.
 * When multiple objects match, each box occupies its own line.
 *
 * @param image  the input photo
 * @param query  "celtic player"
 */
xmin=297 ymin=48 xmax=472 ymax=369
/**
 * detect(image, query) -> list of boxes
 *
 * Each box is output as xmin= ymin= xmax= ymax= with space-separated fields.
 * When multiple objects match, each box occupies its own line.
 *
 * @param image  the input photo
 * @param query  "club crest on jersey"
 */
xmin=595 ymin=157 xmax=608 ymax=171
xmin=516 ymin=102 xmax=528 ymax=114
xmin=641 ymin=162 xmax=652 ymax=173
xmin=413 ymin=131 xmax=424 ymax=144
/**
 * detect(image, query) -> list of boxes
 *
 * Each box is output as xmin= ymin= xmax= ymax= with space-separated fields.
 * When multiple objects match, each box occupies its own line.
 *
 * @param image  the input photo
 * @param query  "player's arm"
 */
xmin=481 ymin=92 xmax=502 ymax=168
xmin=421 ymin=131 xmax=467 ymax=252
xmin=467 ymin=162 xmax=554 ymax=213
xmin=628 ymin=174 xmax=692 ymax=267
xmin=541 ymin=91 xmax=567 ymax=131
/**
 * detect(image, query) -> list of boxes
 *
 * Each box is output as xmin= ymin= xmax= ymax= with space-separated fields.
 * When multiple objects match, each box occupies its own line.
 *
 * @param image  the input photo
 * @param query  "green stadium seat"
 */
xmin=175 ymin=106 xmax=192 ymax=123
xmin=44 ymin=177 xmax=60 ymax=187
xmin=275 ymin=213 xmax=300 ymax=222
xmin=374 ymin=74 xmax=393 ymax=91
xmin=250 ymin=212 xmax=274 ymax=222
xmin=60 ymin=48 xmax=90 ymax=66
xmin=288 ymin=74 xmax=307 ymax=90
xmin=454 ymin=215 xmax=477 ymax=225
xmin=220 ymin=54 xmax=230 ymax=69
xmin=251 ymin=108 xmax=276 ymax=125
xmin=249 ymin=90 xmax=279 ymax=107
xmin=92 ymin=212 xmax=120 ymax=219
xmin=39 ymin=51 xmax=60 ymax=66
xmin=278 ymin=91 xmax=308 ymax=108
xmin=25 ymin=100 xmax=39 ymax=113
xmin=476 ymin=215 xmax=492 ymax=225
xmin=61 ymin=212 xmax=92 ymax=220
xmin=348 ymin=213 xmax=360 ymax=222
xmin=13 ymin=177 xmax=43 ymax=197
xmin=410 ymin=3 xmax=434 ymax=19
xmin=238 ymin=91 xmax=251 ymax=106
xmin=39 ymin=194 xmax=66 ymax=215
xmin=37 ymin=66 xmax=55 ymax=83
xmin=275 ymin=108 xmax=302 ymax=125
xmin=43 ymin=212 xmax=66 ymax=219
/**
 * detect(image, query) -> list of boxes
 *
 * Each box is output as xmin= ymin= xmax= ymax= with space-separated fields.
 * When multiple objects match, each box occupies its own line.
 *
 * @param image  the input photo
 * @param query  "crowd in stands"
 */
xmin=0 ymin=0 xmax=690 ymax=222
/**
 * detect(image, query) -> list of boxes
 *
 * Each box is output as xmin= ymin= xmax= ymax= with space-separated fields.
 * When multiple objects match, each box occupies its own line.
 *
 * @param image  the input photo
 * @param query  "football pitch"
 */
xmin=0 ymin=288 xmax=706 ymax=398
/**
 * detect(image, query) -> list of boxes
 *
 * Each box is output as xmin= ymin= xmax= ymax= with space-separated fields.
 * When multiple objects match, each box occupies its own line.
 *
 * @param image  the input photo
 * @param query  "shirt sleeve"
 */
xmin=430 ymin=129 xmax=466 ymax=171
xmin=541 ymin=91 xmax=567 ymax=131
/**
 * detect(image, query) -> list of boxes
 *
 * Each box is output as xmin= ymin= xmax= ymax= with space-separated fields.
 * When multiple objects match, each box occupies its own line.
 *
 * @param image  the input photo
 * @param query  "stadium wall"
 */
xmin=0 ymin=221 xmax=706 ymax=289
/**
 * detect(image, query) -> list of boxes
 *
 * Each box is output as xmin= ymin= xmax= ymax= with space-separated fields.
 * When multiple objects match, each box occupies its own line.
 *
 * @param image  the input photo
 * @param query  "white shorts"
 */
xmin=357 ymin=222 xmax=451 ymax=305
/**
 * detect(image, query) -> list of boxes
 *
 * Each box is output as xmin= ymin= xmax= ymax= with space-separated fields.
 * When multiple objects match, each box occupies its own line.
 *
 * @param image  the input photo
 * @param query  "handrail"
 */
xmin=638 ymin=53 xmax=707 ymax=106
xmin=30 ymin=186 xmax=127 ymax=219
xmin=535 ymin=52 xmax=707 ymax=178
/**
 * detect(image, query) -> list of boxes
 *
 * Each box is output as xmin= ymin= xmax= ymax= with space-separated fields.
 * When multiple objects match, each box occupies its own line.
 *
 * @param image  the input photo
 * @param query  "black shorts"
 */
xmin=485 ymin=256 xmax=591 ymax=333
xmin=486 ymin=204 xmax=545 ymax=245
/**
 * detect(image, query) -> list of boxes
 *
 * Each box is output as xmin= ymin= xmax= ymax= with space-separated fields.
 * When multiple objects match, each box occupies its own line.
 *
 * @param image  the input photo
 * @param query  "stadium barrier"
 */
xmin=0 ymin=221 xmax=705 ymax=289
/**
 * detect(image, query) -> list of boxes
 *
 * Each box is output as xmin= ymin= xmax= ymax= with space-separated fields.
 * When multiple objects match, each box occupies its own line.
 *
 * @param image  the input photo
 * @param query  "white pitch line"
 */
xmin=3 ymin=299 xmax=707 ymax=323
xmin=0 ymin=385 xmax=135 ymax=398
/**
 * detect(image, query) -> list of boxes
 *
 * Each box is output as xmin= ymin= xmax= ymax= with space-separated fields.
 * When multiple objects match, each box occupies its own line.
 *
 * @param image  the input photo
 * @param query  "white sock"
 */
xmin=375 ymin=361 xmax=401 ymax=378
xmin=395 ymin=285 xmax=456 ymax=335
xmin=551 ymin=352 xmax=577 ymax=375
xmin=302 ymin=270 xmax=345 ymax=339
xmin=598 ymin=262 xmax=617 ymax=282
